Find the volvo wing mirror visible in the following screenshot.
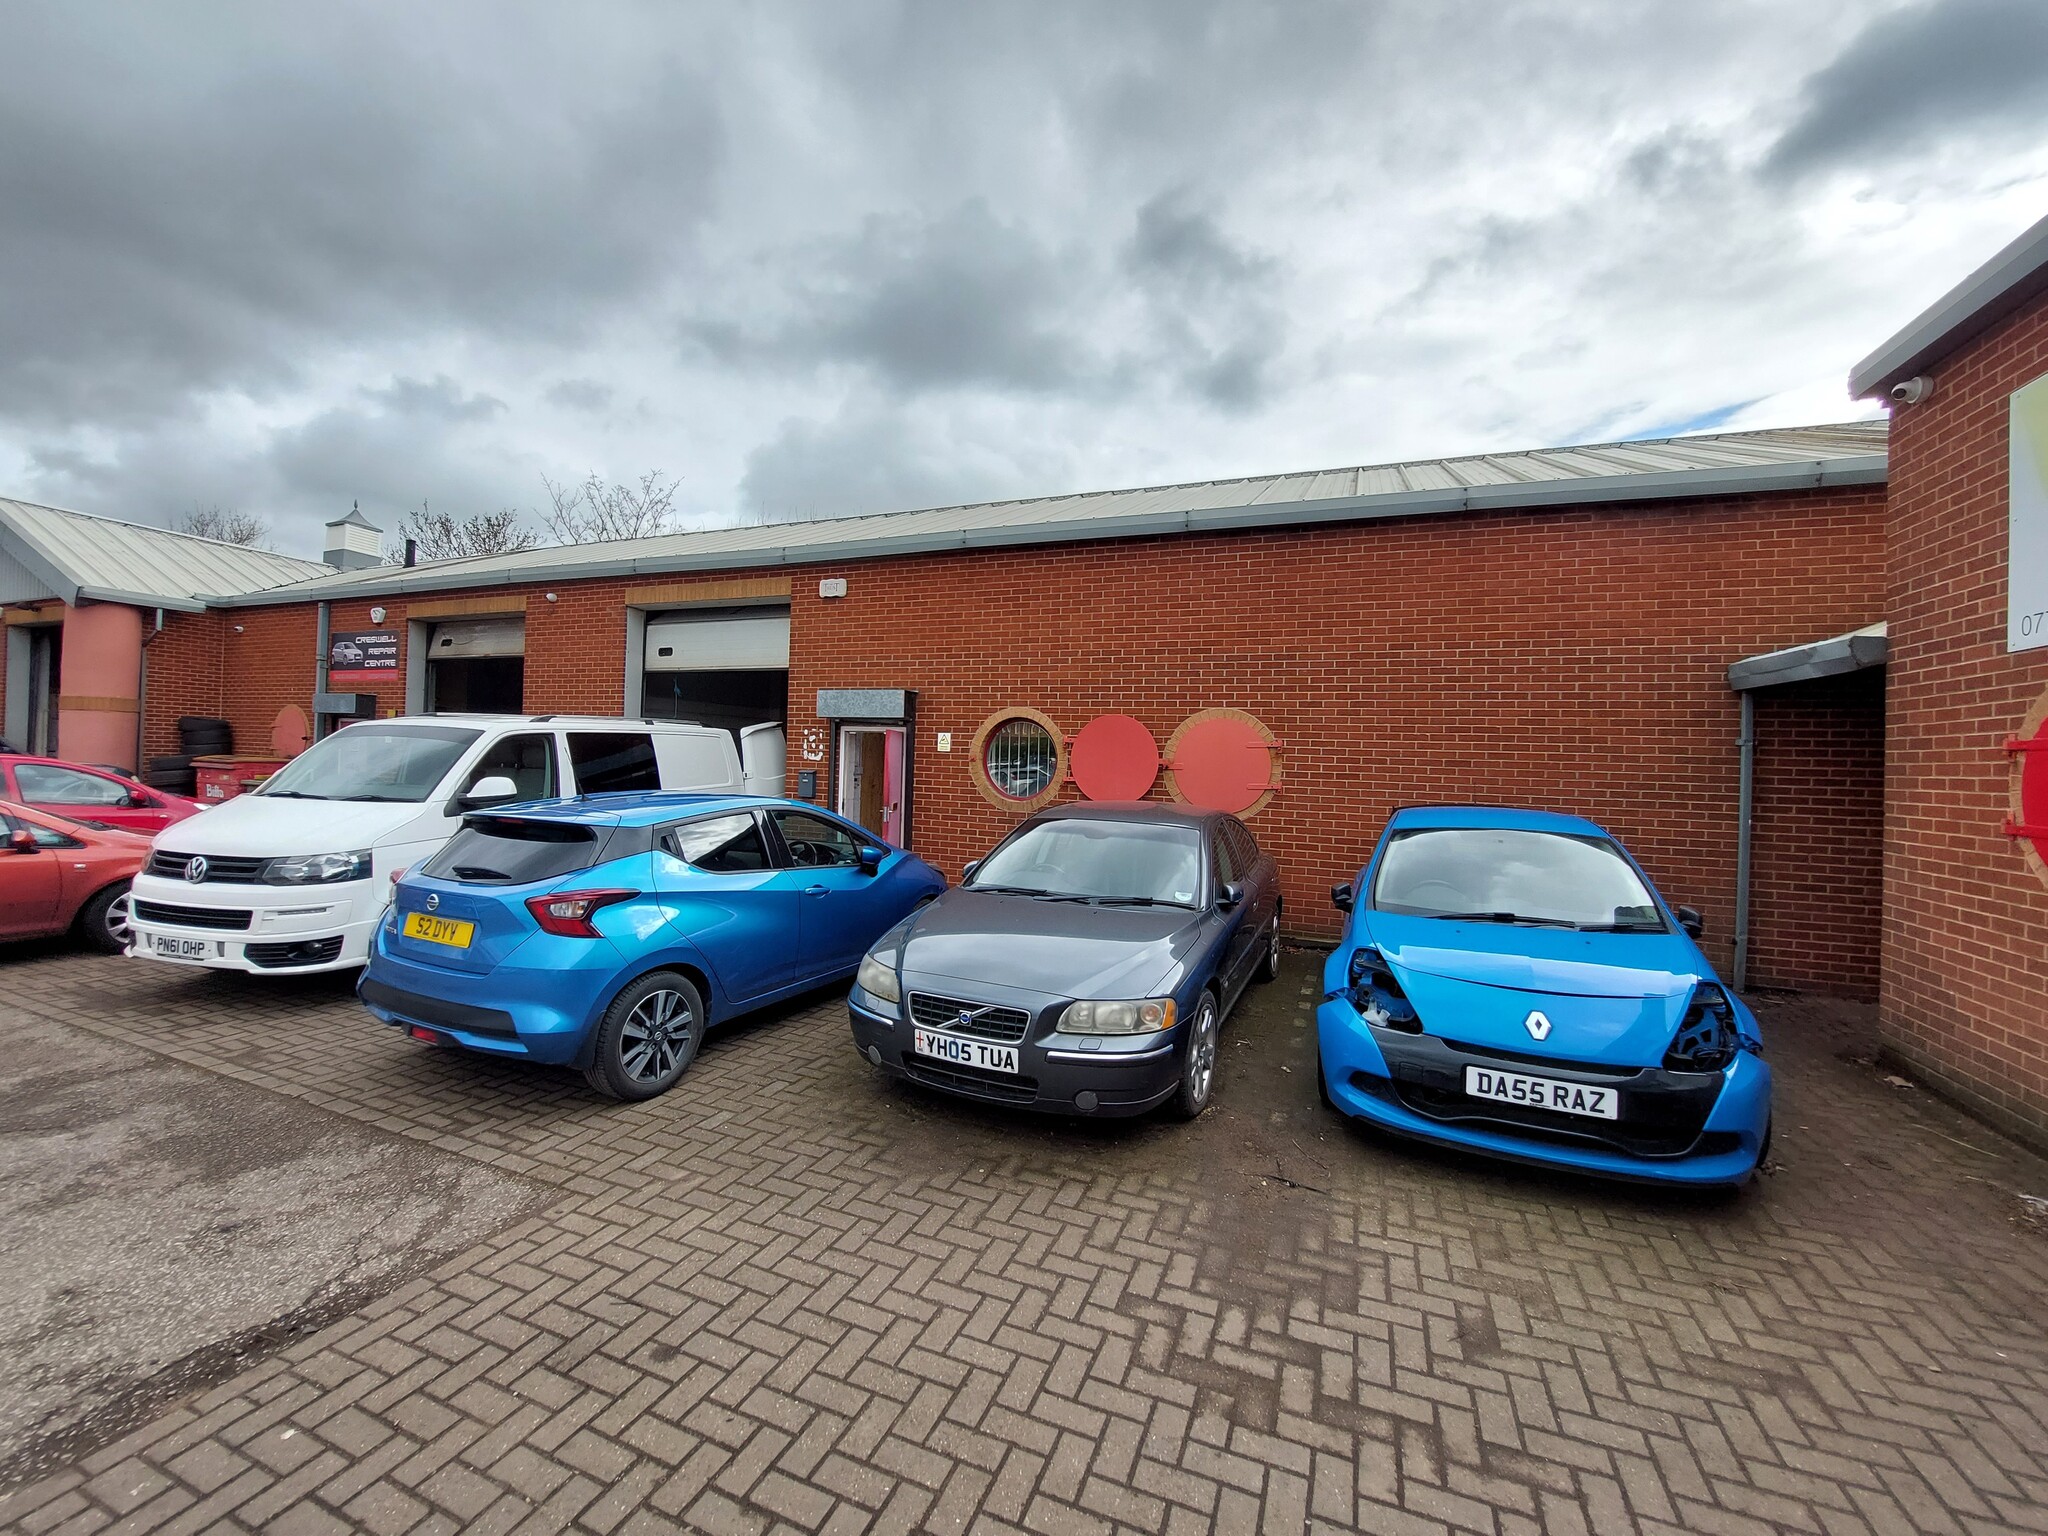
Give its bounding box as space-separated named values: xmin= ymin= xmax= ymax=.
xmin=960 ymin=859 xmax=980 ymax=884
xmin=1218 ymin=881 xmax=1245 ymax=910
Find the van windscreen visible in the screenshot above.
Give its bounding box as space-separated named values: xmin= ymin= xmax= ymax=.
xmin=422 ymin=818 xmax=601 ymax=884
xmin=258 ymin=725 xmax=481 ymax=803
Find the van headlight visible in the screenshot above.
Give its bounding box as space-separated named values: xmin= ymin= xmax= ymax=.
xmin=1059 ymin=998 xmax=1177 ymax=1035
xmin=264 ymin=850 xmax=372 ymax=885
xmin=856 ymin=952 xmax=901 ymax=1007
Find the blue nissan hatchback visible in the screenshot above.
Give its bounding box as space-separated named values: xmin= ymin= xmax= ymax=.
xmin=360 ymin=793 xmax=945 ymax=1099
xmin=1318 ymin=806 xmax=1771 ymax=1187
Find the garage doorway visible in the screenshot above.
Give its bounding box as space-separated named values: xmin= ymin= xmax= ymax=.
xmin=426 ymin=618 xmax=524 ymax=714
xmin=837 ymin=726 xmax=905 ymax=844
xmin=639 ymin=606 xmax=789 ymax=744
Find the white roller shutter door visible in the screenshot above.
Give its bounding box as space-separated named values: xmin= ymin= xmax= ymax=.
xmin=428 ymin=617 xmax=526 ymax=658
xmin=645 ymin=609 xmax=790 ymax=671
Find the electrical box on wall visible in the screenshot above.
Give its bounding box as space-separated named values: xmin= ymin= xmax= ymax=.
xmin=818 ymin=577 xmax=848 ymax=599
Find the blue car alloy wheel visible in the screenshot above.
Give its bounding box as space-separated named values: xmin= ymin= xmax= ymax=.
xmin=1316 ymin=805 xmax=1773 ymax=1188
xmin=357 ymin=792 xmax=947 ymax=1102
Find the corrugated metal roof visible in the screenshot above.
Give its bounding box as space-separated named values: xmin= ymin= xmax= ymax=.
xmin=0 ymin=497 xmax=330 ymax=611
xmin=1849 ymin=213 xmax=2048 ymax=398
xmin=215 ymin=419 xmax=1889 ymax=606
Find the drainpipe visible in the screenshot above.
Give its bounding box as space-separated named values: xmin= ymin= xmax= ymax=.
xmin=314 ymin=600 xmax=332 ymax=741
xmin=135 ymin=607 xmax=164 ymax=772
xmin=1732 ymin=689 xmax=1756 ymax=992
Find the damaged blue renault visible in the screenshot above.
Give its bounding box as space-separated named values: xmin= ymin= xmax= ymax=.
xmin=1316 ymin=806 xmax=1771 ymax=1187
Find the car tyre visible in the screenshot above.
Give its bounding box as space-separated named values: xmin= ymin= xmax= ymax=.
xmin=584 ymin=971 xmax=706 ymax=1102
xmin=1168 ymin=992 xmax=1220 ymax=1121
xmin=1316 ymin=1049 xmax=1335 ymax=1109
xmin=1255 ymin=911 xmax=1282 ymax=983
xmin=76 ymin=882 xmax=133 ymax=955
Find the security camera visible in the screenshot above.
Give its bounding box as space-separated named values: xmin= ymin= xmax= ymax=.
xmin=1889 ymin=375 xmax=1934 ymax=406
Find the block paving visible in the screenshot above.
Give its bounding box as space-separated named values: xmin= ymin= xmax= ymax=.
xmin=4 ymin=948 xmax=2048 ymax=1534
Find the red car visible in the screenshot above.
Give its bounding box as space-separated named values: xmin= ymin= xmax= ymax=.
xmin=0 ymin=799 xmax=148 ymax=953
xmin=0 ymin=754 xmax=203 ymax=834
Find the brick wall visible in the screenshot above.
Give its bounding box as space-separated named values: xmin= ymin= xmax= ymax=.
xmin=1746 ymin=670 xmax=1885 ymax=999
xmin=1880 ymin=293 xmax=2048 ymax=1141
xmin=160 ymin=484 xmax=1890 ymax=989
xmin=140 ymin=609 xmax=226 ymax=762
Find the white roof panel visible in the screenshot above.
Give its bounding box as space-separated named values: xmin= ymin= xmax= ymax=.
xmin=0 ymin=497 xmax=330 ymax=610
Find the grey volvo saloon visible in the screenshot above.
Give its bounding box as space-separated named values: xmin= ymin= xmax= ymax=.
xmin=848 ymin=802 xmax=1282 ymax=1119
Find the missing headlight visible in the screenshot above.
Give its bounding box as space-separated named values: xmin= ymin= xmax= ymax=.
xmin=1663 ymin=983 xmax=1739 ymax=1072
xmin=1346 ymin=945 xmax=1421 ymax=1033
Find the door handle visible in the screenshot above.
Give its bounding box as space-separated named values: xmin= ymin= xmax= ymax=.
xmin=803 ymin=885 xmax=828 ymax=897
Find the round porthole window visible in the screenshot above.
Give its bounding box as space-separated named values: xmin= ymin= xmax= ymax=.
xmin=970 ymin=708 xmax=1066 ymax=810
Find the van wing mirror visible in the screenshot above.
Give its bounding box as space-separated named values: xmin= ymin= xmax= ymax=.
xmin=1330 ymin=882 xmax=1354 ymax=913
xmin=462 ymin=775 xmax=519 ymax=806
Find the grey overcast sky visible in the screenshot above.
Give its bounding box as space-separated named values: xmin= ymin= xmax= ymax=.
xmin=1 ymin=0 xmax=2045 ymax=558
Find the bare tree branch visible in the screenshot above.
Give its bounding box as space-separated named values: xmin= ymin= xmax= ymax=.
xmin=176 ymin=505 xmax=271 ymax=548
xmin=396 ymin=500 xmax=540 ymax=561
xmin=539 ymin=470 xmax=683 ymax=544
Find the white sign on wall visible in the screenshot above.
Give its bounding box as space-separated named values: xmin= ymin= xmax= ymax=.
xmin=2013 ymin=373 xmax=2048 ymax=652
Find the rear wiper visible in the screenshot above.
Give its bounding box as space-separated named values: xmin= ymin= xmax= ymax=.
xmin=450 ymin=865 xmax=511 ymax=881
xmin=1429 ymin=911 xmax=1579 ymax=928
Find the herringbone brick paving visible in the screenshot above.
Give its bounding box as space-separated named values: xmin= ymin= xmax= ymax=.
xmin=5 ymin=948 xmax=2048 ymax=1534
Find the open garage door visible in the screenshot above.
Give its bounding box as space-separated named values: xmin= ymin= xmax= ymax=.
xmin=641 ymin=607 xmax=789 ymax=747
xmin=427 ymin=617 xmax=524 ymax=714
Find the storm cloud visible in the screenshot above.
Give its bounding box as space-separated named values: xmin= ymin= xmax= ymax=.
xmin=0 ymin=2 xmax=2042 ymax=557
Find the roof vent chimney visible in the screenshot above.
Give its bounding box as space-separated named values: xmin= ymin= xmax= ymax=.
xmin=323 ymin=501 xmax=384 ymax=571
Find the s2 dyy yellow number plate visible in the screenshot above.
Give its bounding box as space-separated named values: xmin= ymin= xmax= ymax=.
xmin=402 ymin=912 xmax=474 ymax=948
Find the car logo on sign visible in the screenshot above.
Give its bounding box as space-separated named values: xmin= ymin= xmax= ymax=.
xmin=425 ymin=893 xmax=439 ymax=912
xmin=1524 ymin=1009 xmax=1553 ymax=1041
xmin=184 ymin=856 xmax=207 ymax=884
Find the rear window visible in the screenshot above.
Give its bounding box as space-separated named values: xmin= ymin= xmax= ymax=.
xmin=422 ymin=818 xmax=601 ymax=885
xmin=569 ymin=732 xmax=660 ymax=793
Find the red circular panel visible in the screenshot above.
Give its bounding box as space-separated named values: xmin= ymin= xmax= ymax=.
xmin=2022 ymin=715 xmax=2048 ymax=868
xmin=1171 ymin=714 xmax=1274 ymax=814
xmin=1069 ymin=714 xmax=1160 ymax=802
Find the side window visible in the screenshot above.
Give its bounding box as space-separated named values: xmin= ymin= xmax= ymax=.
xmin=666 ymin=813 xmax=771 ymax=874
xmin=16 ymin=764 xmax=129 ymax=805
xmin=568 ymin=732 xmax=660 ymax=794
xmin=1229 ymin=821 xmax=1259 ymax=874
xmin=464 ymin=733 xmax=558 ymax=801
xmin=1211 ymin=826 xmax=1237 ymax=886
xmin=5 ymin=810 xmax=80 ymax=848
xmin=769 ymin=810 xmax=863 ymax=868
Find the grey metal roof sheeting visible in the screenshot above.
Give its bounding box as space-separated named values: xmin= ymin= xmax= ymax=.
xmin=1849 ymin=212 xmax=2048 ymax=398
xmin=1727 ymin=622 xmax=1888 ymax=691
xmin=214 ymin=421 xmax=1888 ymax=608
xmin=0 ymin=497 xmax=330 ymax=611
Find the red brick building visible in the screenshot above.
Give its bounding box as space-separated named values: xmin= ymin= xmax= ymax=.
xmin=1849 ymin=213 xmax=2048 ymax=1144
xmin=97 ymin=423 xmax=1888 ymax=1003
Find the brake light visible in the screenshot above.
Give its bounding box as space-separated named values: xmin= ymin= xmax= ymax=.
xmin=389 ymin=865 xmax=408 ymax=891
xmin=524 ymin=888 xmax=636 ymax=937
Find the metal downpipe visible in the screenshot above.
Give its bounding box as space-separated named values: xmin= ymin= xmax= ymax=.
xmin=1732 ymin=689 xmax=1756 ymax=992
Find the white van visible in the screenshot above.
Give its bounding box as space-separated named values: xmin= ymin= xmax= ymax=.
xmin=128 ymin=714 xmax=781 ymax=974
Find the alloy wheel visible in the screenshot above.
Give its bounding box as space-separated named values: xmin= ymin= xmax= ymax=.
xmin=1186 ymin=997 xmax=1218 ymax=1106
xmin=618 ymin=988 xmax=692 ymax=1083
xmin=1267 ymin=917 xmax=1281 ymax=971
xmin=105 ymin=894 xmax=132 ymax=948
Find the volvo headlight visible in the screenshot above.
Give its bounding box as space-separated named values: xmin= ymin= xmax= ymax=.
xmin=1059 ymin=998 xmax=1177 ymax=1035
xmin=856 ymin=952 xmax=901 ymax=1006
xmin=264 ymin=850 xmax=372 ymax=885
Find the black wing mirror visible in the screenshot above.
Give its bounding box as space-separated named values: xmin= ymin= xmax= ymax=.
xmin=1218 ymin=881 xmax=1244 ymax=910
xmin=1330 ymin=881 xmax=1354 ymax=913
xmin=857 ymin=844 xmax=886 ymax=873
xmin=1675 ymin=905 xmax=1704 ymax=940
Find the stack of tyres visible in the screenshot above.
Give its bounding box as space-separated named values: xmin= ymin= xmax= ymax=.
xmin=142 ymin=716 xmax=232 ymax=793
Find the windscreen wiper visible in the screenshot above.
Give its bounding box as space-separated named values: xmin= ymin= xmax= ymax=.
xmin=1428 ymin=911 xmax=1579 ymax=928
xmin=1577 ymin=920 xmax=1666 ymax=933
xmin=1094 ymin=896 xmax=1194 ymax=908
xmin=337 ymin=793 xmax=412 ymax=802
xmin=260 ymin=790 xmax=324 ymax=799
